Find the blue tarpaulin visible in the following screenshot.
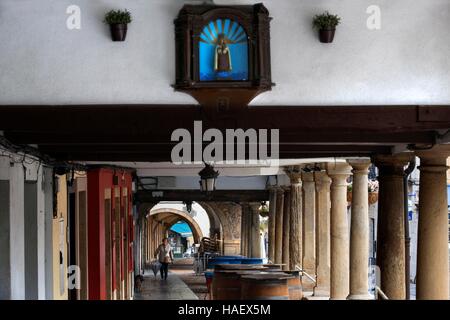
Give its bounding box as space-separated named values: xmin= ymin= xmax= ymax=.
xmin=448 ymin=185 xmax=450 ymax=207
xmin=170 ymin=222 xmax=193 ymax=238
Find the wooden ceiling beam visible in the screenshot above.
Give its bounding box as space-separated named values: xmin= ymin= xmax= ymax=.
xmin=134 ymin=189 xmax=270 ymax=202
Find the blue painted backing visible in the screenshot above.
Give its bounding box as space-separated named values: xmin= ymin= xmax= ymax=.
xmin=199 ymin=19 xmax=249 ymax=81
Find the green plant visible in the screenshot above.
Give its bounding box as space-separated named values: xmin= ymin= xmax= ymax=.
xmin=259 ymin=204 xmax=269 ymax=215
xmin=368 ymin=180 xmax=379 ymax=193
xmin=104 ymin=9 xmax=132 ymax=25
xmin=313 ymin=11 xmax=341 ymax=30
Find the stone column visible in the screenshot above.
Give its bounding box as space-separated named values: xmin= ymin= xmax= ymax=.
xmin=302 ymin=171 xmax=316 ymax=290
xmin=374 ymin=154 xmax=413 ymax=300
xmin=268 ymin=187 xmax=277 ymax=263
xmin=249 ymin=202 xmax=262 ymax=258
xmin=327 ymin=162 xmax=352 ymax=300
xmin=240 ymin=203 xmax=248 ymax=256
xmin=274 ymin=188 xmax=285 ymax=264
xmin=282 ymin=187 xmax=291 ymax=270
xmin=285 ymin=167 xmax=303 ymax=270
xmin=313 ymin=170 xmax=331 ymax=297
xmin=416 ymin=147 xmax=450 ymax=300
xmin=347 ymin=160 xmax=372 ymax=300
xmin=244 ymin=203 xmax=252 ymax=257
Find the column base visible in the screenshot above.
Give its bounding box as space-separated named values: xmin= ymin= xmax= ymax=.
xmin=302 ymin=281 xmax=316 ymax=291
xmin=347 ymin=293 xmax=373 ymax=300
xmin=313 ymin=287 xmax=330 ymax=297
xmin=329 ymin=296 xmax=348 ymax=300
xmin=305 ymin=295 xmax=330 ymax=300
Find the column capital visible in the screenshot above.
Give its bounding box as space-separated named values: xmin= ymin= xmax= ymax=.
xmin=373 ymin=153 xmax=414 ymax=176
xmin=240 ymin=202 xmax=251 ymax=214
xmin=302 ymin=171 xmax=315 ymax=194
xmin=301 ymin=171 xmax=315 ymax=182
xmin=326 ymin=162 xmax=352 ymax=177
xmin=275 ymin=186 xmax=285 ymax=196
xmin=314 ymin=170 xmax=332 ymax=192
xmin=282 ymin=185 xmax=291 ymax=193
xmin=284 ymin=166 xmax=303 ymax=185
xmin=347 ymin=159 xmax=372 ymax=174
xmin=249 ymin=202 xmax=261 ymax=214
xmin=416 ymin=144 xmax=450 ymax=169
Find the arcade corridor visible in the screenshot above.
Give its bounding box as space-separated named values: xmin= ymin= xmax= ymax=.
xmin=0 ymin=0 xmax=449 ymax=304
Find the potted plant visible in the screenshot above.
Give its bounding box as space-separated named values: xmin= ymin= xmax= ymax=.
xmin=313 ymin=11 xmax=341 ymax=43
xmin=259 ymin=202 xmax=269 ymax=217
xmin=104 ymin=9 xmax=132 ymax=41
xmin=347 ymin=184 xmax=353 ymax=203
xmin=368 ymin=180 xmax=379 ymax=205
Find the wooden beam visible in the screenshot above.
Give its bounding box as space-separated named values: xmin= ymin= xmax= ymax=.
xmin=3 ymin=130 xmax=434 ymax=145
xmin=0 ymin=105 xmax=448 ymax=133
xmin=134 ymin=189 xmax=270 ymax=202
xmin=0 ymin=105 xmax=448 ymax=162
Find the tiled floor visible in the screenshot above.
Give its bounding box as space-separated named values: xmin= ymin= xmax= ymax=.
xmin=134 ymin=269 xmax=199 ymax=300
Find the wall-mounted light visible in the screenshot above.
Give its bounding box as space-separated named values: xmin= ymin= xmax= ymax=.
xmin=198 ymin=162 xmax=219 ymax=193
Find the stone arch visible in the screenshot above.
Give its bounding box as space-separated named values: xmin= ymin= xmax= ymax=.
xmin=136 ymin=201 xmax=232 ymax=257
xmin=197 ymin=201 xmax=224 ymax=239
xmin=199 ymin=202 xmax=242 ymax=255
xmin=149 ymin=208 xmax=204 ymax=243
xmin=138 ymin=201 xmax=224 ymax=241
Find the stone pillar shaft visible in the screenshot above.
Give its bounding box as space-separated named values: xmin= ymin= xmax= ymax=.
xmin=327 ymin=162 xmax=352 ymax=300
xmin=347 ymin=160 xmax=372 ymax=300
xmin=285 ymin=169 xmax=303 ymax=271
xmin=302 ymin=172 xmax=316 ymax=290
xmin=246 ymin=204 xmax=253 ymax=256
xmin=268 ymin=188 xmax=277 ymax=263
xmin=274 ymin=188 xmax=284 ymax=264
xmin=416 ymin=149 xmax=449 ymax=300
xmin=240 ymin=203 xmax=248 ymax=256
xmin=250 ymin=203 xmax=262 ymax=258
xmin=375 ymin=154 xmax=412 ymax=300
xmin=282 ymin=188 xmax=291 ymax=270
xmin=313 ymin=170 xmax=331 ymax=297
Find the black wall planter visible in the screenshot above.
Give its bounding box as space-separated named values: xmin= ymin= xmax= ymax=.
xmin=319 ymin=29 xmax=336 ymax=43
xmin=109 ymin=24 xmax=128 ymax=41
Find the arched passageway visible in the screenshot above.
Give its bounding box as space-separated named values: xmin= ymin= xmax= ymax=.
xmin=136 ymin=201 xmax=222 ymax=274
xmin=134 ymin=199 xmax=247 ymax=277
xmin=150 ymin=208 xmax=204 ymax=242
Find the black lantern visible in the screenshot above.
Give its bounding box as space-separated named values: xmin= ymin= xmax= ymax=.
xmin=184 ymin=200 xmax=193 ymax=213
xmin=198 ymin=163 xmax=219 ymax=192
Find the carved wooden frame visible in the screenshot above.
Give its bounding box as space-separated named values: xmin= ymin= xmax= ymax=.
xmin=173 ymin=3 xmax=273 ymax=109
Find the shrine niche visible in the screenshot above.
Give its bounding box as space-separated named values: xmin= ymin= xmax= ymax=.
xmin=174 ymin=3 xmax=273 ymax=109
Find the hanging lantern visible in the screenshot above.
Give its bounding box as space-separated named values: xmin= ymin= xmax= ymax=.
xmin=259 ymin=201 xmax=269 ymax=217
xmin=198 ymin=163 xmax=219 ymax=192
xmin=184 ymin=200 xmax=193 ymax=213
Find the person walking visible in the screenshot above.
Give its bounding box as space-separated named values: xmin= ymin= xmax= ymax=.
xmin=154 ymin=238 xmax=174 ymax=280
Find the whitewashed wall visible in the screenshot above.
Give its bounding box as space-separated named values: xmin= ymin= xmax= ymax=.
xmin=0 ymin=0 xmax=448 ymax=105
xmin=0 ymin=154 xmax=51 ymax=299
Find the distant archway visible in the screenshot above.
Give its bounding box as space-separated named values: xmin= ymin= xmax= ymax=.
xmin=149 ymin=208 xmax=204 ymax=243
xmin=136 ymin=200 xmax=229 ymax=273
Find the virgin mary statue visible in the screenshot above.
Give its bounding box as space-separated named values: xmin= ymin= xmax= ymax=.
xmin=214 ymin=34 xmax=232 ymax=73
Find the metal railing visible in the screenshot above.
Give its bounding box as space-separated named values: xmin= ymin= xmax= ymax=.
xmin=374 ymin=286 xmax=389 ymax=300
xmin=295 ymin=265 xmax=316 ymax=284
